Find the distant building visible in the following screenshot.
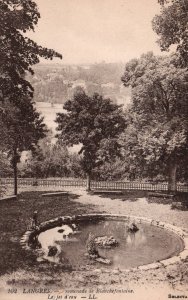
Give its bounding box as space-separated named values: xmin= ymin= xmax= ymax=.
xmin=72 ymin=79 xmax=87 ymax=90
xmin=101 ymin=82 xmax=115 ymax=88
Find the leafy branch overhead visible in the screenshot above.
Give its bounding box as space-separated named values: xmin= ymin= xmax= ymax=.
xmin=152 ymin=0 xmax=188 ymax=66
xmin=0 ymin=0 xmax=62 ymax=103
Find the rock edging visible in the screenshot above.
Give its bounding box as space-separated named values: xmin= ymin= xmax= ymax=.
xmin=20 ymin=213 xmax=188 ymax=272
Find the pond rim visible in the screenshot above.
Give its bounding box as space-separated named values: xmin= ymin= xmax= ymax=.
xmin=20 ymin=213 xmax=188 ymax=272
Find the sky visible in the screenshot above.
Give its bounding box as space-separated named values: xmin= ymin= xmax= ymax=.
xmin=28 ymin=0 xmax=163 ymax=65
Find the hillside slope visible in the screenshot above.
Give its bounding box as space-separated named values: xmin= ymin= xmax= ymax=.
xmin=29 ymin=62 xmax=131 ymax=106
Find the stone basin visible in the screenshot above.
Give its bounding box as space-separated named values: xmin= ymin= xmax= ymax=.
xmin=21 ymin=214 xmax=187 ymax=270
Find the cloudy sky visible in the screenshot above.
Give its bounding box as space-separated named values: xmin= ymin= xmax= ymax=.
xmin=28 ymin=0 xmax=163 ymax=64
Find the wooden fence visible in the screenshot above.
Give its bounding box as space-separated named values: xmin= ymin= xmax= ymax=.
xmin=91 ymin=181 xmax=188 ymax=192
xmin=0 ymin=178 xmax=86 ymax=188
xmin=1 ymin=178 xmax=188 ymax=192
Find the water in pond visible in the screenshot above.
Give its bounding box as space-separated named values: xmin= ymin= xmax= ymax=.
xmin=38 ymin=219 xmax=184 ymax=269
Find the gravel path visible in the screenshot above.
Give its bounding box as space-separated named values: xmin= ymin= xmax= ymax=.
xmin=69 ymin=188 xmax=188 ymax=230
xmin=13 ymin=186 xmax=188 ymax=229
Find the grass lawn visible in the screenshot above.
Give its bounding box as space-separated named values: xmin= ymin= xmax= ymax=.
xmin=0 ymin=191 xmax=94 ymax=277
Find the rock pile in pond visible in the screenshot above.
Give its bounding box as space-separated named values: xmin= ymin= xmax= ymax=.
xmin=86 ymin=233 xmax=99 ymax=258
xmin=95 ymin=236 xmax=118 ymax=248
xmin=127 ymin=222 xmax=139 ymax=233
xmin=86 ymin=233 xmax=118 ymax=265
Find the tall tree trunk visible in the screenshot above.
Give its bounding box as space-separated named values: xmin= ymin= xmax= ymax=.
xmin=86 ymin=173 xmax=91 ymax=191
xmin=12 ymin=148 xmax=19 ymax=196
xmin=13 ymin=160 xmax=17 ymax=196
xmin=168 ymin=159 xmax=177 ymax=193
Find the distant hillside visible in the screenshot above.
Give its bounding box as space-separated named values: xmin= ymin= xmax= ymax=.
xmin=28 ymin=62 xmax=131 ymax=106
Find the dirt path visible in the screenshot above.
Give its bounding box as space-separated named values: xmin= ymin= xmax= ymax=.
xmin=69 ymin=188 xmax=188 ymax=229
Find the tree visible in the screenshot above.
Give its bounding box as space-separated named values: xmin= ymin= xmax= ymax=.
xmin=121 ymin=52 xmax=188 ymax=192
xmin=20 ymin=134 xmax=82 ymax=179
xmin=92 ymin=157 xmax=128 ymax=181
xmin=1 ymin=98 xmax=46 ymax=194
xmin=0 ymin=152 xmax=11 ymax=177
xmin=0 ymin=0 xmax=62 ymax=194
xmin=56 ymin=90 xmax=126 ymax=190
xmin=0 ymin=0 xmax=62 ymax=104
xmin=152 ymin=0 xmax=188 ymax=67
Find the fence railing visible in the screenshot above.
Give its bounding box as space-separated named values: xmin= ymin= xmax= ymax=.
xmin=0 ymin=178 xmax=86 ymax=188
xmin=1 ymin=178 xmax=188 ymax=192
xmin=91 ymin=181 xmax=188 ymax=192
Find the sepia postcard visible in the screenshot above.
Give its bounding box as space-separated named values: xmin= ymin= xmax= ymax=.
xmin=0 ymin=1 xmax=187 ymax=300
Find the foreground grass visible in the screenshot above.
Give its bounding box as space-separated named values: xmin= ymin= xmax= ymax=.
xmin=0 ymin=191 xmax=94 ymax=277
xmin=0 ymin=188 xmax=187 ymax=291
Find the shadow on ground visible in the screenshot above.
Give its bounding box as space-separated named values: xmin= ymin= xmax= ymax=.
xmin=90 ymin=189 xmax=188 ymax=211
xmin=90 ymin=190 xmax=147 ymax=202
xmin=147 ymin=192 xmax=188 ymax=211
xmin=0 ymin=190 xmax=95 ymax=276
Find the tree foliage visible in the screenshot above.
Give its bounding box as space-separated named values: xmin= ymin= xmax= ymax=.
xmin=56 ymin=90 xmax=126 ymax=189
xmin=0 ymin=98 xmax=46 ymax=193
xmin=152 ymin=0 xmax=188 ymax=66
xmin=0 ymin=0 xmax=62 ymax=194
xmin=121 ymin=52 xmax=188 ymax=191
xmin=0 ymin=0 xmax=62 ymax=104
xmin=20 ymin=134 xmax=82 ymax=178
xmin=0 ymin=152 xmax=11 ymax=177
